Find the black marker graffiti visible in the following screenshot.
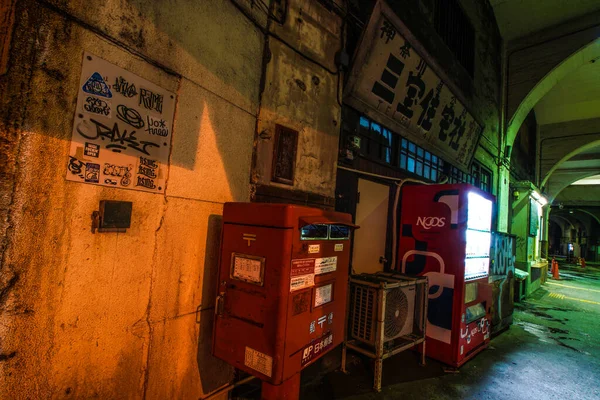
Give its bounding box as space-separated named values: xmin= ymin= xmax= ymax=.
xmin=116 ymin=105 xmax=144 ymax=129
xmin=68 ymin=156 xmax=84 ymax=176
xmin=137 ymin=165 xmax=157 ymax=179
xmin=136 ymin=176 xmax=156 ymax=190
xmin=139 ymin=156 xmax=158 ymax=169
xmin=139 ymin=88 xmax=163 ymax=113
xmin=136 ymin=156 xmax=158 ymax=190
xmin=84 ymin=96 xmax=111 ymax=116
xmin=104 ymin=178 xmax=118 ymax=185
xmin=146 ymin=116 xmax=169 ymax=137
xmin=103 ymin=163 xmax=133 ymax=186
xmin=113 ymin=76 xmax=138 ymax=98
xmin=76 ymin=118 xmax=159 ymax=156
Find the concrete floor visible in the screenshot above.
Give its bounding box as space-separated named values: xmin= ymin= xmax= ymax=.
xmin=301 ymin=263 xmax=600 ymax=400
xmin=233 ymin=263 xmax=600 ymax=399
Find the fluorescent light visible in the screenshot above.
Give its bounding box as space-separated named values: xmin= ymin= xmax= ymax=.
xmin=530 ymin=190 xmax=547 ymax=206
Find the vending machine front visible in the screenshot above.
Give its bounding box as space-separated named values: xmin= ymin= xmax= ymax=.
xmin=397 ymin=184 xmax=493 ymax=367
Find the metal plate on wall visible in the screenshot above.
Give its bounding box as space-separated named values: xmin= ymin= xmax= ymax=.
xmin=66 ymin=52 xmax=177 ymax=193
xmin=344 ymin=1 xmax=482 ymax=172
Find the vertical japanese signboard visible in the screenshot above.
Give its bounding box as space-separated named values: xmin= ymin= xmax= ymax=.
xmin=66 ymin=52 xmax=176 ymax=193
xmin=344 ymin=1 xmax=482 ymax=171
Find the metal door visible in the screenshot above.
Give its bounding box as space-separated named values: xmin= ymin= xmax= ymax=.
xmin=352 ymin=178 xmax=389 ymax=274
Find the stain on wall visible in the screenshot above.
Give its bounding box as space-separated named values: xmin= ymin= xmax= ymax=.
xmin=252 ymin=0 xmax=343 ymax=203
xmin=0 ymin=0 xmax=265 ymax=398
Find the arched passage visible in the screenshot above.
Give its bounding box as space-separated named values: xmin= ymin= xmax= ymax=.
xmin=506 ymin=39 xmax=600 ymax=150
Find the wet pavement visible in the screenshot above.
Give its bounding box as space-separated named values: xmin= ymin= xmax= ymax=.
xmin=300 ymin=262 xmax=600 ymax=400
xmin=232 ymin=263 xmax=600 ymax=399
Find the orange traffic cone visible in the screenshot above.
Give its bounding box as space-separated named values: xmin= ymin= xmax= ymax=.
xmin=553 ymin=260 xmax=560 ymax=280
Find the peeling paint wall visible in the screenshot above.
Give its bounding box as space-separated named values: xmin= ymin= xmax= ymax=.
xmin=0 ymin=0 xmax=266 ymax=398
xmin=252 ymin=0 xmax=343 ymax=205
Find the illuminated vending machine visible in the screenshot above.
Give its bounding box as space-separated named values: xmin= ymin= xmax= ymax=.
xmin=396 ymin=184 xmax=493 ymax=367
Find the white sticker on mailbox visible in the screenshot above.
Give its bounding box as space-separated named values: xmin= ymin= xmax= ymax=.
xmin=314 ymin=284 xmax=333 ymax=307
xmin=314 ymin=257 xmax=337 ymax=275
xmin=232 ymin=255 xmax=264 ymax=285
xmin=334 ymin=243 xmax=344 ymax=252
xmin=245 ymin=347 xmax=273 ymax=377
xmin=290 ymin=259 xmax=316 ymax=292
xmin=308 ymin=244 xmax=320 ymax=254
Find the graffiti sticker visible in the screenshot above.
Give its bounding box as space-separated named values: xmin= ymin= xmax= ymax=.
xmin=66 ymin=52 xmax=176 ymax=193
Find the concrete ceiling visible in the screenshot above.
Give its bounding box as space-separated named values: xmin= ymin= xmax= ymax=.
xmin=491 ymin=1 xmax=600 ymax=211
xmin=490 ymin=0 xmax=600 ymax=42
xmin=557 ymin=146 xmax=600 ymax=172
xmin=573 ymin=174 xmax=600 ymax=185
xmin=533 ymin=60 xmax=600 ymax=125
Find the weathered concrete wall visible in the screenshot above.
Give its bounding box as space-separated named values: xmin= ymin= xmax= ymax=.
xmin=0 ymin=0 xmax=265 ymax=398
xmin=252 ymin=0 xmax=343 ymax=202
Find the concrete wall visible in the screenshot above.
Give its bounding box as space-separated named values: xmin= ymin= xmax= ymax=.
xmin=0 ymin=0 xmax=266 ymax=398
xmin=252 ymin=0 xmax=343 ymax=205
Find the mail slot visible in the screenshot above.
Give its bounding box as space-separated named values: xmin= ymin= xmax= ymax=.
xmin=212 ymin=203 xmax=357 ymax=391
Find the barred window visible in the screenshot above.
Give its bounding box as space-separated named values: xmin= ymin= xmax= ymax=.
xmin=359 ymin=116 xmax=393 ymax=165
xmin=471 ymin=161 xmax=493 ymax=193
xmin=434 ymin=0 xmax=475 ymax=77
xmin=447 ymin=165 xmax=474 ymax=185
xmin=399 ymin=138 xmax=444 ymax=182
xmin=352 ymin=113 xmax=474 ymax=184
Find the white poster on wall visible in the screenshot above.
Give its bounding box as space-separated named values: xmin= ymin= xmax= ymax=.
xmin=66 ymin=52 xmax=177 ymax=194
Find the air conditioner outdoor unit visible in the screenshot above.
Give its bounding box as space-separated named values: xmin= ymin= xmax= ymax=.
xmin=343 ymin=272 xmax=428 ymax=392
xmin=349 ymin=273 xmax=425 ymax=345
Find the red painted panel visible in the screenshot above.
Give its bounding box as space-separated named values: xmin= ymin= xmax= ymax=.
xmin=213 ymin=203 xmax=354 ymax=385
xmin=397 ymin=184 xmax=494 ymax=367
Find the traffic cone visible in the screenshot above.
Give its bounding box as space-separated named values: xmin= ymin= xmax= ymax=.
xmin=553 ymin=260 xmax=560 ymax=280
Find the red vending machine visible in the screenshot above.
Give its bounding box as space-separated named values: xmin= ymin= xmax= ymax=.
xmin=396 ymin=184 xmax=493 ymax=367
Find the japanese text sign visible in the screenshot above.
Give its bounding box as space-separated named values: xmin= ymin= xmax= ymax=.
xmin=344 ymin=1 xmax=482 ymax=171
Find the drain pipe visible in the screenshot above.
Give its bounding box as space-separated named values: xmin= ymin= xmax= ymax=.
xmin=201 ymin=376 xmax=258 ymax=400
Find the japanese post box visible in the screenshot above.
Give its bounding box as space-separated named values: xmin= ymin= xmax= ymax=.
xmin=212 ymin=203 xmax=357 ymax=389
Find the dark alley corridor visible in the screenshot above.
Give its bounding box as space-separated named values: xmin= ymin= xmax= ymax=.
xmin=293 ymin=265 xmax=600 ymax=400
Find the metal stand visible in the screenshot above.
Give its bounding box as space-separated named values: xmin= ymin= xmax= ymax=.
xmin=342 ymin=273 xmax=428 ymax=392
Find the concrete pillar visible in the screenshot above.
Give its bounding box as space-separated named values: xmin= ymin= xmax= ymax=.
xmin=497 ymin=165 xmax=510 ymax=232
xmin=541 ymin=205 xmax=550 ymax=259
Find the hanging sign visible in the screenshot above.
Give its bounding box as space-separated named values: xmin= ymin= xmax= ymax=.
xmin=344 ymin=1 xmax=482 ymax=171
xmin=66 ymin=52 xmax=177 ymax=193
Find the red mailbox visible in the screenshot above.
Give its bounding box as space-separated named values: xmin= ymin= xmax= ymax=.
xmin=212 ymin=203 xmax=357 ymax=398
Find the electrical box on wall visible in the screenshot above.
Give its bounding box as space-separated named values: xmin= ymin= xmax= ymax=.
xmin=92 ymin=200 xmax=132 ymax=233
xmin=212 ymin=203 xmax=357 ymax=391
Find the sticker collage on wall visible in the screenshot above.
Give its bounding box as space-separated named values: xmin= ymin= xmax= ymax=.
xmin=66 ymin=52 xmax=177 ymax=194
